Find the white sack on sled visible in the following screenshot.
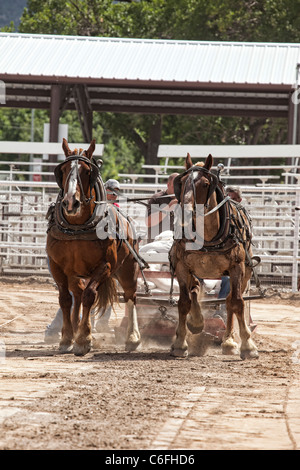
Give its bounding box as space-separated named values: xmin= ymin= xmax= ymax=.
xmin=137 ymin=279 xmax=156 ymax=292
xmin=139 ymin=231 xmax=179 ymax=293
xmin=154 ymin=277 xmax=179 ymax=293
xmin=139 ymin=230 xmax=174 ymax=253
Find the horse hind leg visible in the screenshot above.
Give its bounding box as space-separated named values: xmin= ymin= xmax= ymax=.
xmin=221 ymin=293 xmax=243 ymax=356
xmin=117 ymin=264 xmax=141 ymax=352
xmin=236 ymin=287 xmax=259 ymax=360
xmin=124 ymin=297 xmax=141 ymax=352
xmin=239 ymin=269 xmax=259 ymax=359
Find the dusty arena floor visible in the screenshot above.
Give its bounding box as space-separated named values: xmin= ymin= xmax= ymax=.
xmin=0 ymin=278 xmax=299 ymax=451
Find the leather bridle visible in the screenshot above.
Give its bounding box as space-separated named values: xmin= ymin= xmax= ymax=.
xmin=54 ymin=153 xmax=100 ymax=205
xmin=174 ymin=165 xmax=219 ymax=209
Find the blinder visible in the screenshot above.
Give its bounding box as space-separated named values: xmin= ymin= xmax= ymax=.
xmin=173 ymin=165 xmax=219 ymax=206
xmin=173 ymin=173 xmax=183 ymax=202
xmin=54 ymin=155 xmax=99 ymax=191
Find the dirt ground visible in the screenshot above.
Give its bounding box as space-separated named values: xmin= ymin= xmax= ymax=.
xmin=0 ymin=277 xmax=299 ymax=451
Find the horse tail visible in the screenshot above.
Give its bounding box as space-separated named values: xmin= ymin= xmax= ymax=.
xmin=94 ymin=277 xmax=119 ymax=314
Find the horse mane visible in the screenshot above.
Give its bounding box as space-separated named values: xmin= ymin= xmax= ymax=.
xmin=72 ymin=148 xmax=84 ymax=155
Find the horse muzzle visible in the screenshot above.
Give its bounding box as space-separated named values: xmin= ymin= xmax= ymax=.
xmin=61 ymin=194 xmax=81 ymax=215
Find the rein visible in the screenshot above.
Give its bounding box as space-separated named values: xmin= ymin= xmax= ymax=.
xmin=204 ymin=195 xmax=231 ymax=217
xmin=176 ymin=165 xmax=239 ymax=252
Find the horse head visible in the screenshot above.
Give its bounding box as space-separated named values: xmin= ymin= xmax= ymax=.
xmin=54 ymin=139 xmax=98 ymax=217
xmin=174 ymin=153 xmax=217 ymax=208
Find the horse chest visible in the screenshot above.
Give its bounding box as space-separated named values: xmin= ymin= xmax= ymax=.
xmin=185 ymin=252 xmax=229 ymax=278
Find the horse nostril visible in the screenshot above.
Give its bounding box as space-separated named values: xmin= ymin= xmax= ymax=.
xmin=74 ymin=200 xmax=80 ymax=210
xmin=61 ymin=196 xmax=80 ymax=213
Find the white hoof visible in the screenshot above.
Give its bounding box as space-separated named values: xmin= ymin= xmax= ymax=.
xmin=240 ymin=348 xmax=259 ymax=360
xmin=125 ymin=334 xmax=141 ymax=352
xmin=170 ymin=343 xmax=188 ymax=358
xmin=222 ymin=338 xmax=240 ymax=356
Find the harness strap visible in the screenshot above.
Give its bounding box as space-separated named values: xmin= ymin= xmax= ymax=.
xmin=204 ymin=195 xmax=231 ymax=217
xmin=232 ymin=217 xmax=265 ymax=297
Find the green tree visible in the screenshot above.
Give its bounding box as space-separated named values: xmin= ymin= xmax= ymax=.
xmin=3 ymin=0 xmax=300 ymax=172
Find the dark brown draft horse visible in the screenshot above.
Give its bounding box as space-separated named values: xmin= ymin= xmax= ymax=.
xmin=169 ymin=153 xmax=259 ymax=360
xmin=47 ymin=139 xmax=141 ymax=356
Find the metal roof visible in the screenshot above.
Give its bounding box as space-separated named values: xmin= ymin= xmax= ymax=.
xmin=1 ymin=33 xmax=300 ymax=86
xmin=0 ymin=33 xmax=300 ymax=120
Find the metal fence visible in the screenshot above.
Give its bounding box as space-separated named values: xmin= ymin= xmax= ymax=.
xmin=242 ymin=185 xmax=300 ymax=291
xmin=0 ymin=164 xmax=299 ymax=291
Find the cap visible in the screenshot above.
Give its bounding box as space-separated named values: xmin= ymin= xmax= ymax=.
xmin=105 ymin=179 xmax=120 ymax=191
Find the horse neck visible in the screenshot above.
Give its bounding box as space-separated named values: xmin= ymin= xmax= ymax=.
xmin=204 ymin=192 xmax=220 ymax=241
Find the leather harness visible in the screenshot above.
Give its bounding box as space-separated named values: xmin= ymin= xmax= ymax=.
xmin=173 ymin=165 xmax=253 ymax=254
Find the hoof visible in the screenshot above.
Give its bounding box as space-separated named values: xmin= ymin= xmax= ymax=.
xmin=170 ymin=345 xmax=188 ymax=358
xmin=222 ymin=341 xmax=240 ymax=356
xmin=59 ymin=341 xmax=73 ymax=354
xmin=240 ymin=348 xmax=259 ymax=360
xmin=73 ymin=341 xmax=91 ymax=356
xmin=125 ymin=339 xmax=141 ymax=352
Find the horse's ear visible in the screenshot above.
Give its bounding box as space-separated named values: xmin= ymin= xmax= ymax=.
xmin=62 ymin=138 xmax=72 ymax=158
xmin=86 ymin=139 xmax=96 ymax=160
xmin=204 ymin=154 xmax=213 ymax=171
xmin=185 ymin=153 xmax=193 ymax=170
xmin=173 ymin=174 xmax=182 ymax=202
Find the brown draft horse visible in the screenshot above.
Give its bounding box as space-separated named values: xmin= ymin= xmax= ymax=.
xmin=169 ymin=153 xmax=259 ymax=360
xmin=46 ymin=139 xmax=141 ymax=356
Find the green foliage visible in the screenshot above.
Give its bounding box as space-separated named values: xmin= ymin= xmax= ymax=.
xmin=1 ymin=0 xmax=300 ymax=173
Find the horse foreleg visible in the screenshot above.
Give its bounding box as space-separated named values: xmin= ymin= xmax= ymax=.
xmin=69 ymin=282 xmax=84 ymax=335
xmin=48 ymin=259 xmax=74 ymax=353
xmin=73 ymin=263 xmax=110 ymax=356
xmin=171 ymin=283 xmax=191 ymax=357
xmin=73 ymin=285 xmax=95 ymax=356
xmin=187 ymin=280 xmax=204 ymax=334
xmin=71 ymin=294 xmax=81 ymax=334
xmin=57 ymin=288 xmax=74 ymax=353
